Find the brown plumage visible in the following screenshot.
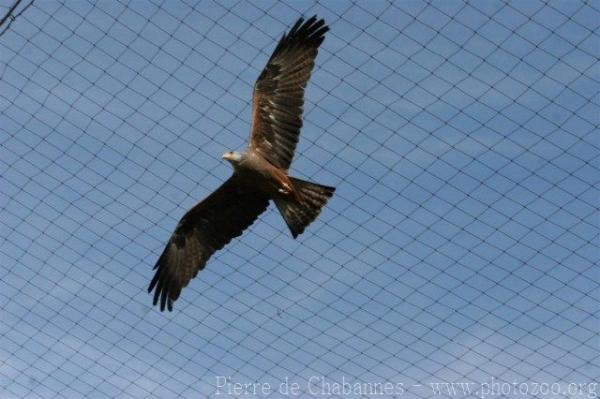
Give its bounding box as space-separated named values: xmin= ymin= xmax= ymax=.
xmin=250 ymin=16 xmax=329 ymax=170
xmin=149 ymin=176 xmax=269 ymax=311
xmin=148 ymin=16 xmax=334 ymax=311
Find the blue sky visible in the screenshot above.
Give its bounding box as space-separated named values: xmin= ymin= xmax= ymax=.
xmin=1 ymin=0 xmax=598 ymax=398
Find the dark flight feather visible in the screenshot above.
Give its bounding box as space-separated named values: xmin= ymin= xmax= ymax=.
xmin=148 ymin=176 xmax=269 ymax=311
xmin=250 ymin=16 xmax=329 ymax=170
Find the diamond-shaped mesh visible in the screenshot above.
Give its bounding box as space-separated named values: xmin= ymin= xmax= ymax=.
xmin=1 ymin=1 xmax=598 ymax=398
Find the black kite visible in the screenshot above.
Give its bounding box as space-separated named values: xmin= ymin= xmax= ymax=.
xmin=149 ymin=16 xmax=334 ymax=311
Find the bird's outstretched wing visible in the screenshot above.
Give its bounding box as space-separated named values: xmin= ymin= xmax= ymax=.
xmin=249 ymin=16 xmax=328 ymax=170
xmin=148 ymin=175 xmax=269 ymax=311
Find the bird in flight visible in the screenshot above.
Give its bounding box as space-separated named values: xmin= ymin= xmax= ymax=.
xmin=148 ymin=16 xmax=334 ymax=311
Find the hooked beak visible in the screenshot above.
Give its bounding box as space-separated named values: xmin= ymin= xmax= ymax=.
xmin=222 ymin=152 xmax=231 ymax=160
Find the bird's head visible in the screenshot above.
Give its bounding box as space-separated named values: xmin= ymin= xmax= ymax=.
xmin=222 ymin=151 xmax=243 ymax=165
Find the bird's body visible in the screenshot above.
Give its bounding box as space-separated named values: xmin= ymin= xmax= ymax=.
xmin=224 ymin=150 xmax=294 ymax=199
xmin=148 ymin=16 xmax=334 ymax=311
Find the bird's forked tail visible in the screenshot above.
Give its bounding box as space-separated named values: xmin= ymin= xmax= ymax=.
xmin=274 ymin=177 xmax=335 ymax=238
